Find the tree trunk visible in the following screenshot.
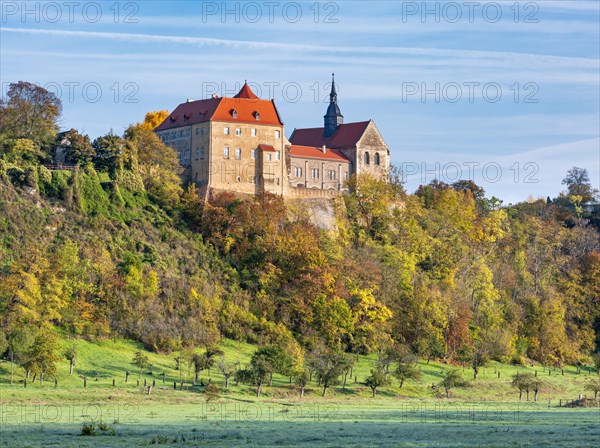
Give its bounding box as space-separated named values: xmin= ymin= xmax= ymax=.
xmin=526 ymin=389 xmax=530 ymax=401
xmin=69 ymin=361 xmax=73 ymax=375
xmin=10 ymin=354 xmax=14 ymax=384
xmin=269 ymin=373 xmax=273 ymax=386
xmin=257 ymin=381 xmax=262 ymax=397
xmin=445 ymin=388 xmax=449 ymax=399
xmin=125 ymin=371 xmax=130 ymax=382
xmin=225 ymin=377 xmax=229 ymax=389
xmin=194 ymin=372 xmax=199 ymax=383
xmin=372 ymin=387 xmax=376 ymax=398
xmin=300 ymin=385 xmax=305 ymax=399
xmin=519 ymin=389 xmax=522 ymax=401
xmin=534 ymin=389 xmax=538 ymax=402
xmin=322 ymin=385 xmax=328 ymax=397
xmin=400 ymin=380 xmax=404 ymax=389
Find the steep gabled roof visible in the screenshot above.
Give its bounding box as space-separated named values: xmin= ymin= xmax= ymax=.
xmin=234 ymin=82 xmax=259 ymax=99
xmin=290 ymin=145 xmax=350 ymax=162
xmin=155 ymin=83 xmax=283 ymax=131
xmin=289 ymin=121 xmax=371 ymax=149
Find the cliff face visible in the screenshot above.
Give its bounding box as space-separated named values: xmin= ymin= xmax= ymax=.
xmin=285 ymin=196 xmax=346 ymax=232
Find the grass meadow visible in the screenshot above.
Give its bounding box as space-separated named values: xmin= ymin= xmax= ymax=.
xmin=1 ymin=337 xmax=598 ymax=447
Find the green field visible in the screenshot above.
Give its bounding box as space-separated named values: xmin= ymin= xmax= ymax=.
xmin=1 ymin=338 xmax=598 ymax=447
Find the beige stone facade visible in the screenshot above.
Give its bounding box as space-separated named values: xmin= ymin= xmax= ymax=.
xmin=156 ymin=80 xmax=390 ymax=198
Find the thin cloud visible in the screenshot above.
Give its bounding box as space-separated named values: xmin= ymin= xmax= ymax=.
xmin=2 ymin=27 xmax=598 ymax=69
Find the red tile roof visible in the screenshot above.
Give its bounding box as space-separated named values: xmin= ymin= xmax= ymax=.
xmin=155 ymin=83 xmax=283 ymax=131
xmin=289 ymin=121 xmax=371 ymax=149
xmin=258 ymin=144 xmax=276 ymax=152
xmin=290 ymin=145 xmax=350 ymax=162
xmin=234 ymin=83 xmax=259 ymax=99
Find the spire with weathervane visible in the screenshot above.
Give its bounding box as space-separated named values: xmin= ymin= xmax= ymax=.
xmin=323 ymin=73 xmax=343 ymax=138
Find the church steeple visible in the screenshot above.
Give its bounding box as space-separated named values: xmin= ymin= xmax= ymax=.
xmin=324 ymin=73 xmax=343 ymax=138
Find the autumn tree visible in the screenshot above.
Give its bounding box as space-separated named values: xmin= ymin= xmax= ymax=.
xmin=0 ymin=81 xmax=62 ymax=146
xmin=562 ymin=167 xmax=598 ymax=203
xmin=139 ymin=110 xmax=170 ymax=131
xmin=124 ymin=124 xmax=182 ymax=206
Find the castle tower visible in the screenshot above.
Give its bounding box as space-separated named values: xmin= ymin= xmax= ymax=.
xmin=323 ymin=73 xmax=343 ymax=138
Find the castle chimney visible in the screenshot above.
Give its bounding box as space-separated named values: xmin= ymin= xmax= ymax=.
xmin=322 ymin=145 xmax=326 ymax=153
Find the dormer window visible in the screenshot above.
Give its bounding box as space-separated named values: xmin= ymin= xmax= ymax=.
xmin=169 ymin=116 xmax=177 ymax=123
xmin=183 ymin=113 xmax=191 ymax=121
xmin=254 ymin=111 xmax=261 ymax=120
xmin=231 ymin=109 xmax=238 ymax=118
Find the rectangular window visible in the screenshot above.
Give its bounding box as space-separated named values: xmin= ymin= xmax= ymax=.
xmin=274 ymin=130 xmax=281 ymax=139
xmin=195 ymin=148 xmax=199 ymax=160
xmin=311 ymin=168 xmax=319 ymax=179
xmin=235 ymin=147 xmax=241 ymax=160
xmin=344 ymin=171 xmax=349 ymax=180
xmin=275 ymin=151 xmax=280 ymax=161
xmin=200 ymin=147 xmax=205 ymax=160
xmin=294 ymin=167 xmax=302 ymax=177
xmin=251 ymin=128 xmax=257 ymax=137
xmin=267 ymin=153 xmax=272 ymax=161
xmin=196 ymin=128 xmax=200 ymax=136
xmin=251 ymin=149 xmax=256 ymax=159
xmin=329 ymin=170 xmax=336 ymax=180
xmin=235 ymin=128 xmax=242 ymax=136
xmin=224 ymin=147 xmax=230 ymax=159
xmin=224 ymin=127 xmax=230 ymax=135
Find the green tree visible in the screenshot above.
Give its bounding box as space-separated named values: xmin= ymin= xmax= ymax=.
xmin=64 ymin=344 xmax=78 ymax=375
xmin=24 ymin=330 xmax=60 ymax=384
xmin=132 ymin=351 xmax=150 ymax=379
xmin=92 ymin=132 xmax=126 ymax=173
xmin=54 ymin=129 xmax=95 ymax=165
xmin=439 ymin=370 xmax=467 ymax=399
xmin=584 ymin=378 xmax=600 ymax=399
xmin=365 ymin=368 xmax=390 ymax=397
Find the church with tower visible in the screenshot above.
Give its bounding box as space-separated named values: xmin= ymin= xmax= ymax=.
xmin=155 ymin=75 xmax=390 ymax=197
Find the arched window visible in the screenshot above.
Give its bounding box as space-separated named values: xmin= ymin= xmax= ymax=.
xmin=364 ymin=152 xmax=370 ymax=165
xmin=374 ymin=152 xmax=380 ymax=166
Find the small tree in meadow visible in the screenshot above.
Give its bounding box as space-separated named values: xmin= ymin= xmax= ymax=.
xmin=439 ymin=370 xmax=467 ymax=398
xmin=584 ymin=378 xmax=600 ymax=399
xmin=132 ymin=351 xmax=150 ymax=380
xmin=394 ymin=362 xmax=421 ymax=388
xmin=217 ymin=360 xmax=237 ymax=389
xmin=365 ymin=368 xmax=390 ymax=398
xmin=64 ymin=344 xmax=77 ymax=375
xmin=295 ymin=368 xmax=310 ymax=399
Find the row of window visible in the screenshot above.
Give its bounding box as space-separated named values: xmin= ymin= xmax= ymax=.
xmin=163 ymin=127 xmax=282 ymax=141
xmin=161 ymin=128 xmax=191 ymax=142
xmin=224 ymin=127 xmax=280 ymax=139
xmin=293 ymin=166 xmax=348 ymax=181
xmin=223 ymin=147 xmax=281 ymax=160
xmin=364 ymin=152 xmax=382 ymax=166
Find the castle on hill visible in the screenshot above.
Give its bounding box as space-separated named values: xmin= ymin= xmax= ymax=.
xmin=155 ymin=75 xmax=390 ymax=197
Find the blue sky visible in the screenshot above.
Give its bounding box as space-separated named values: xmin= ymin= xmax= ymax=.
xmin=1 ymin=0 xmax=598 ymax=203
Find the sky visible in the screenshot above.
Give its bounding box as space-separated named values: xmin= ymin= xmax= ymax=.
xmin=1 ymin=0 xmax=599 ymax=203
